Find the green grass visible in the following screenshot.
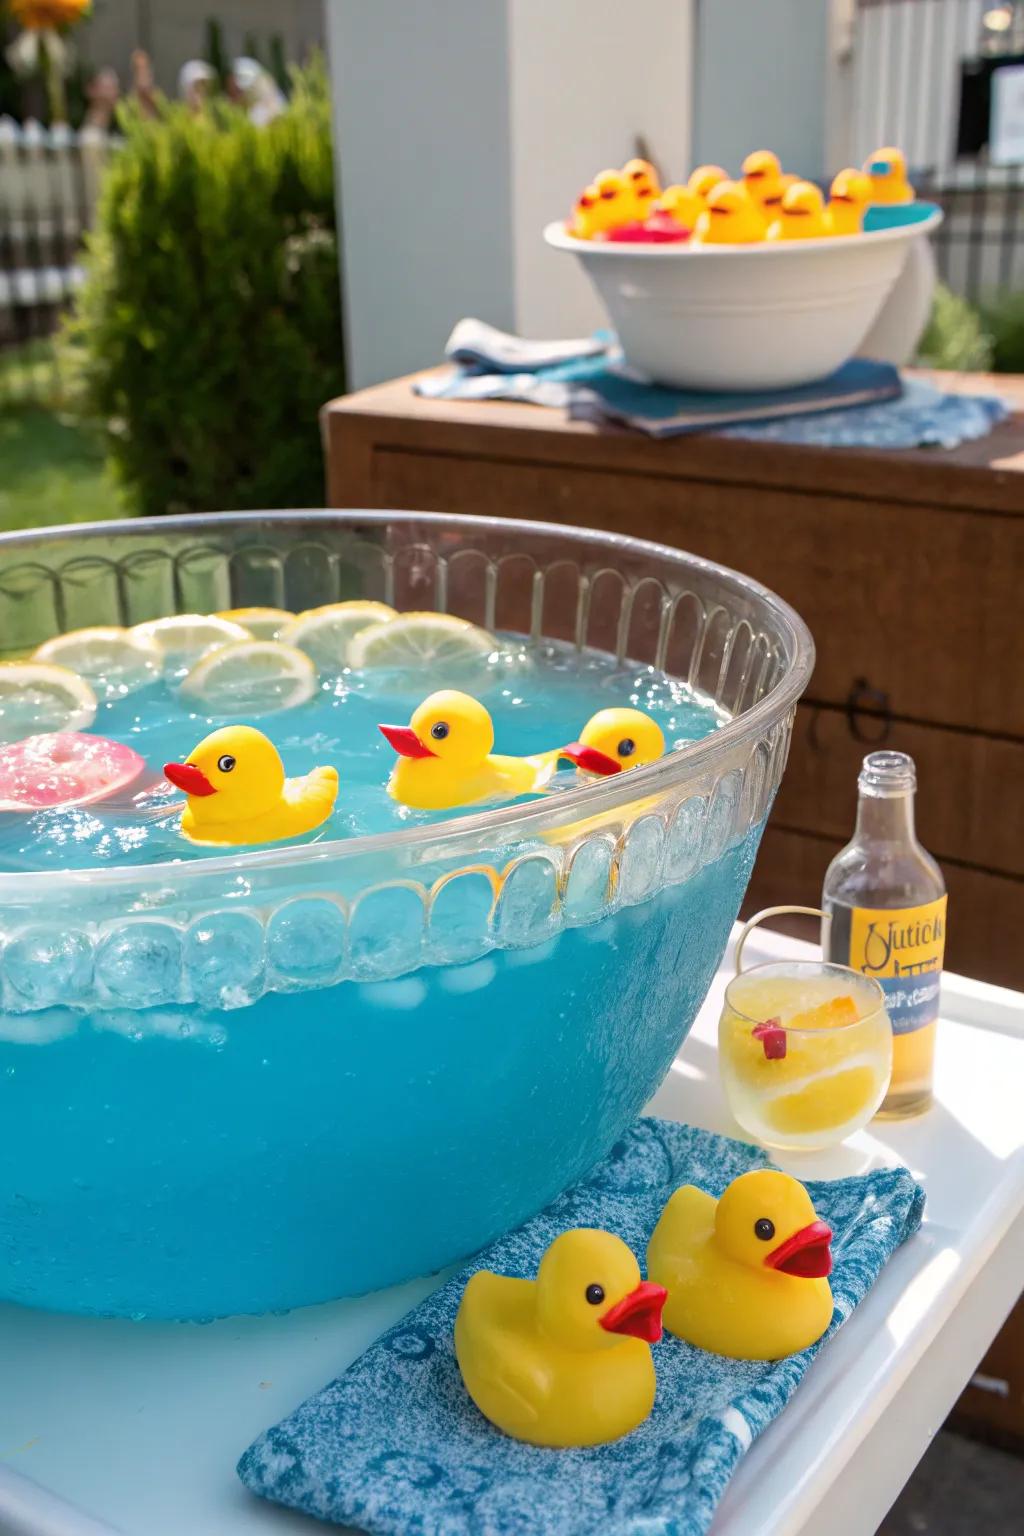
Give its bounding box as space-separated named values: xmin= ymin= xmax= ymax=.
xmin=0 ymin=341 xmax=133 ymax=533
xmin=0 ymin=406 xmax=131 ymax=533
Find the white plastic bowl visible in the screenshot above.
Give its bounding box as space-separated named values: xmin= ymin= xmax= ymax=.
xmin=544 ymin=210 xmax=943 ymax=391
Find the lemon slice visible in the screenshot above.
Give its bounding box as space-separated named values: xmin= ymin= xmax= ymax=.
xmin=765 ymin=1064 xmax=883 ymax=1136
xmin=348 ymin=611 xmax=498 ymax=671
xmin=280 ymin=601 xmax=398 ymax=670
xmin=129 ymin=614 xmax=251 ymax=679
xmin=0 ymin=662 xmax=97 ymax=744
xmin=33 ymin=625 xmax=163 ymax=701
xmin=216 ymin=606 xmax=294 ymax=641
xmin=179 ymin=639 xmax=317 ymax=716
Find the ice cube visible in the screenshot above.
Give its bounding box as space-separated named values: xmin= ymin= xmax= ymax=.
xmin=3 ymin=925 xmax=93 ymax=1010
xmin=184 ymin=910 xmax=265 ymax=1010
xmin=95 ymin=920 xmax=182 ymax=1007
xmin=266 ymin=897 xmax=346 ymax=988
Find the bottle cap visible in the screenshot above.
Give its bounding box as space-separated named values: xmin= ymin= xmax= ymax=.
xmin=858 ymin=750 xmax=916 ymax=796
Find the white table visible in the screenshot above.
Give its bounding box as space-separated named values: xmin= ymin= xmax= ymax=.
xmin=1 ymin=925 xmax=1022 ymax=1536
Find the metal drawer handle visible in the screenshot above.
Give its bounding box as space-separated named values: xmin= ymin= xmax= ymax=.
xmin=846 ymin=678 xmax=892 ymax=744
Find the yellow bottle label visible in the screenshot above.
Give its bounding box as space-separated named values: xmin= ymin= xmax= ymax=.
xmin=848 ymin=896 xmax=947 ymax=1036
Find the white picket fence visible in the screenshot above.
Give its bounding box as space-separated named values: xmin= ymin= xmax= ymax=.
xmin=837 ymin=0 xmax=1024 ymax=297
xmin=0 ymin=117 xmax=116 ymax=314
xmin=847 ymin=0 xmax=988 ymax=174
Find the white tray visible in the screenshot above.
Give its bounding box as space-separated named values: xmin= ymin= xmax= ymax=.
xmin=2 ymin=925 xmax=1022 ymax=1536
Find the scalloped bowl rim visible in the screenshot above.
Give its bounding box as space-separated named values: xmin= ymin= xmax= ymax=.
xmin=543 ymin=205 xmax=943 ymax=257
xmin=0 ymin=509 xmax=815 ymax=895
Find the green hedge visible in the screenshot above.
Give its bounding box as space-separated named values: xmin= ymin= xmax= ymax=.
xmin=981 ymin=291 xmax=1024 ymax=375
xmin=64 ymin=59 xmax=344 ymax=517
xmin=916 ymin=283 xmax=994 ymax=373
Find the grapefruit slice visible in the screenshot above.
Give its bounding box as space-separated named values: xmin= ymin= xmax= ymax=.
xmin=0 ymin=732 xmax=146 ymax=812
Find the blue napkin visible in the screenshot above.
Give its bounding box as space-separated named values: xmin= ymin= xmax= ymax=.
xmin=415 ymin=318 xmax=1008 ymax=448
xmin=239 ymin=1118 xmax=925 ymax=1536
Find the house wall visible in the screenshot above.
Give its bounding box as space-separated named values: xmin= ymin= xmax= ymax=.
xmin=691 ymin=0 xmax=830 ymax=181
xmin=507 ymin=0 xmax=693 ymax=341
xmin=327 ymin=0 xmax=694 ymax=388
xmin=326 ymin=0 xmax=516 ymax=391
xmin=78 ymin=0 xmax=324 ymax=95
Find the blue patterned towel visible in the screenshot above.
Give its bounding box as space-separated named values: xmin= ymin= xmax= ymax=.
xmin=239 ymin=1118 xmax=925 ymax=1536
xmin=415 ymin=318 xmax=1008 ymax=448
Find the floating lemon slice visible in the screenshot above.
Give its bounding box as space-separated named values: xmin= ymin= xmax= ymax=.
xmin=179 ymin=639 xmax=317 ymax=716
xmin=348 ymin=611 xmax=498 ymax=671
xmin=129 ymin=614 xmax=251 ymax=679
xmin=280 ymin=601 xmax=398 ymax=670
xmin=216 ymin=606 xmax=294 ymax=641
xmin=33 ymin=625 xmax=162 ymax=701
xmin=0 ymin=662 xmax=97 ymax=744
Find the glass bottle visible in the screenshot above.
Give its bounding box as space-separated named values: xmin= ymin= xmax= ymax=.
xmin=822 ymin=751 xmax=946 ymax=1117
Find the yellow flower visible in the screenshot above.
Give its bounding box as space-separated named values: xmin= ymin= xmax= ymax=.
xmin=9 ymin=0 xmax=91 ymax=31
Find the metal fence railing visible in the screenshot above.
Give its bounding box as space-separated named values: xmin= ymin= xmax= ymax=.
xmin=0 ymin=117 xmax=114 ymax=405
xmin=849 ymin=0 xmax=1024 ymax=302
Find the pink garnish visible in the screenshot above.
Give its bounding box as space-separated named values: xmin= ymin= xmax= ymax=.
xmin=752 ymin=1017 xmax=787 ymax=1060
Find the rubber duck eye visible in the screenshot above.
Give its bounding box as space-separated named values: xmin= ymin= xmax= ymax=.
xmin=585 ymin=1284 xmax=605 ymax=1305
xmin=617 ymin=738 xmax=636 ymax=758
xmin=430 ymin=721 xmax=450 ymax=741
xmin=217 ymin=754 xmax=236 ymax=773
xmin=754 ymin=1218 xmax=776 ymax=1241
xmin=600 ymin=189 xmax=617 ymax=200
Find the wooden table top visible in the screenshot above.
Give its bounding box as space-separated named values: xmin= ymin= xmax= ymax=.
xmin=324 ymin=368 xmax=1024 ymax=517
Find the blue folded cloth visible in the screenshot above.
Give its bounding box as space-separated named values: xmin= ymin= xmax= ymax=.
xmin=239 ymin=1118 xmax=925 ymax=1536
xmin=414 ymin=318 xmax=1008 ymax=448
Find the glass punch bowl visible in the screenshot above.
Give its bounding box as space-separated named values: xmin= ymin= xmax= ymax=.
xmin=0 ymin=511 xmax=813 ymax=1318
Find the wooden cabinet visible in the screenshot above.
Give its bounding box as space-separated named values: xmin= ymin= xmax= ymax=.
xmin=323 ymin=369 xmax=1024 ymax=988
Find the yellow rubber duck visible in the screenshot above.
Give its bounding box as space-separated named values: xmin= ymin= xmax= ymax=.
xmin=687 ymin=164 xmax=728 ymax=202
xmin=863 ymin=146 xmax=913 ymax=204
xmin=379 ymin=690 xmax=563 ymax=811
xmin=647 ymin=1169 xmax=834 ymax=1361
xmin=592 ymin=167 xmax=631 ymax=231
xmin=740 ymin=149 xmax=785 ymax=226
xmin=621 ymin=157 xmax=661 ymax=221
xmin=569 ymin=184 xmax=605 ymax=240
xmin=693 ymin=180 xmax=765 ymax=245
xmin=561 ymin=707 xmax=665 ymax=776
xmin=759 ymin=170 xmax=800 ymax=219
xmin=826 ymin=167 xmax=873 ymax=236
xmin=455 ymin=1228 xmax=667 ymax=1448
xmin=163 ymin=725 xmax=338 ymax=847
xmin=651 ymin=183 xmax=703 ymax=231
xmin=766 ymin=180 xmax=827 ymax=240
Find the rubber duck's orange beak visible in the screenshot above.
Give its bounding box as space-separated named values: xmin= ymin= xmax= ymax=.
xmin=378 ymin=724 xmax=436 ymax=759
xmin=559 ymin=742 xmax=622 ymax=775
xmin=163 ymin=761 xmax=216 ymax=796
xmin=599 ymin=1280 xmax=668 ymax=1343
xmin=765 ymin=1220 xmax=833 ymax=1279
